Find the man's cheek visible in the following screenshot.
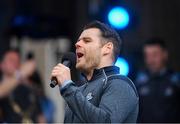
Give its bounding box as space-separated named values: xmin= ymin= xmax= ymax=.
xmin=7 ymin=63 xmax=16 ymax=71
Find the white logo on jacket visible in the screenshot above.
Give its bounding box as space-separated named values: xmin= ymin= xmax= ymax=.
xmin=86 ymin=92 xmax=93 ymax=101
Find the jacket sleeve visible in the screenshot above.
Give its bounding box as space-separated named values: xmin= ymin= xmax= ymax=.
xmin=60 ymin=79 xmax=139 ymax=123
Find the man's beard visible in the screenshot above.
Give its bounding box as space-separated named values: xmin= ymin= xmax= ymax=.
xmin=76 ymin=53 xmax=101 ymax=74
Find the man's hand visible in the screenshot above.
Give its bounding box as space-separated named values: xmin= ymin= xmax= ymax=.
xmin=51 ymin=63 xmax=71 ymax=86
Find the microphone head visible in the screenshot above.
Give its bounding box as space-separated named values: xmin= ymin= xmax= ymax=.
xmin=61 ymin=52 xmax=76 ymax=68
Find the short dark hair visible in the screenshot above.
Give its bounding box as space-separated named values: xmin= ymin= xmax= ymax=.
xmin=144 ymin=37 xmax=167 ymax=49
xmin=83 ymin=20 xmax=122 ymax=62
xmin=1 ymin=48 xmax=20 ymax=62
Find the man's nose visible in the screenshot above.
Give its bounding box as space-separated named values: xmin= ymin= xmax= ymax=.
xmin=75 ymin=40 xmax=82 ymax=49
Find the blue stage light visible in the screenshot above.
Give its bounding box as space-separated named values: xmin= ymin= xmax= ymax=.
xmin=13 ymin=16 xmax=25 ymax=26
xmin=108 ymin=7 xmax=129 ymax=29
xmin=13 ymin=15 xmax=34 ymax=27
xmin=115 ymin=57 xmax=129 ymax=76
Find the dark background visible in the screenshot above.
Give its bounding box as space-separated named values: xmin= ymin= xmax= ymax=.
xmin=0 ymin=0 xmax=180 ymax=74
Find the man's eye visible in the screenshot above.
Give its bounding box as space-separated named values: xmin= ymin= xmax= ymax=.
xmin=84 ymin=40 xmax=91 ymax=43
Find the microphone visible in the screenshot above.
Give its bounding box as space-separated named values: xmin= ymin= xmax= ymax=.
xmin=50 ymin=52 xmax=76 ymax=88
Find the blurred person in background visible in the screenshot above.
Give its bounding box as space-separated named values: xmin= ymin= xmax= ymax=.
xmin=25 ymin=51 xmax=55 ymax=123
xmin=135 ymin=38 xmax=180 ymax=122
xmin=0 ymin=49 xmax=46 ymax=123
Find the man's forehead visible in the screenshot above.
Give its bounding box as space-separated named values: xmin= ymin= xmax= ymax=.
xmin=79 ymin=28 xmax=101 ymax=38
xmin=144 ymin=45 xmax=165 ymax=51
xmin=4 ymin=51 xmax=19 ymax=59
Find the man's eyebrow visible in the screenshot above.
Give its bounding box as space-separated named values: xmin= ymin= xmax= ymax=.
xmin=78 ymin=37 xmax=92 ymax=41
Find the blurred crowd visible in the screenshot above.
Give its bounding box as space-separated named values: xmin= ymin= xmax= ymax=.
xmin=0 ymin=37 xmax=180 ymax=123
xmin=0 ymin=49 xmax=55 ymax=123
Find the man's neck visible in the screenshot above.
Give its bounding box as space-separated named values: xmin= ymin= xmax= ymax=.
xmin=84 ymin=69 xmax=94 ymax=81
xmin=3 ymin=74 xmax=14 ymax=80
xmin=149 ymin=66 xmax=167 ymax=75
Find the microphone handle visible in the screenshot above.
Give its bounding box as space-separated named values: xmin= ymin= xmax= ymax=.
xmin=50 ymin=77 xmax=58 ymax=88
xmin=50 ymin=60 xmax=70 ymax=88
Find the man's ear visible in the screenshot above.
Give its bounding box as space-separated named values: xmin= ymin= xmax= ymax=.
xmin=163 ymin=50 xmax=168 ymax=60
xmin=102 ymin=42 xmax=113 ymax=55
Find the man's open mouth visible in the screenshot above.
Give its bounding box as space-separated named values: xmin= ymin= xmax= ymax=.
xmin=77 ymin=52 xmax=84 ymax=59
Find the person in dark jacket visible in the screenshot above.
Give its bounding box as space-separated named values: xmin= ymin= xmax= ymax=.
xmin=51 ymin=21 xmax=139 ymax=123
xmin=135 ymin=38 xmax=180 ymax=122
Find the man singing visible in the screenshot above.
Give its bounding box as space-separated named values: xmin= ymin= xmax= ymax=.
xmin=51 ymin=21 xmax=139 ymax=123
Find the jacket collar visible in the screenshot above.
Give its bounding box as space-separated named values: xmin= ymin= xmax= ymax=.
xmin=82 ymin=66 xmax=120 ymax=82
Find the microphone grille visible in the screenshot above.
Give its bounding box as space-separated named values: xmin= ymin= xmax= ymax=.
xmin=61 ymin=52 xmax=76 ymax=67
